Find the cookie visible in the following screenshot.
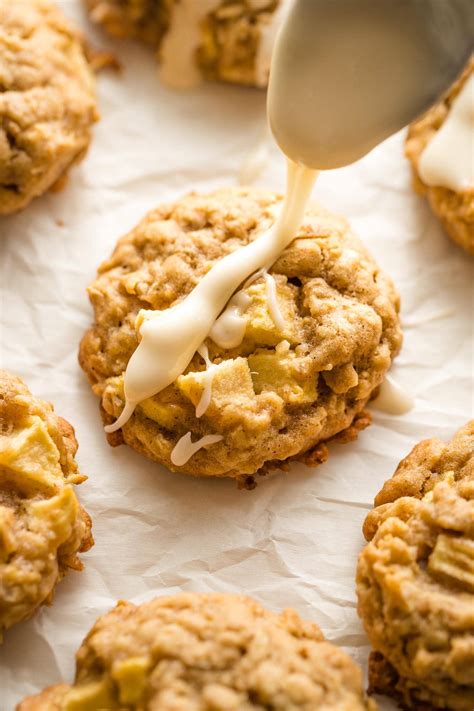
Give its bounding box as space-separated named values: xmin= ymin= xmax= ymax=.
xmin=79 ymin=187 xmax=402 ymax=484
xmin=405 ymin=58 xmax=474 ymax=255
xmin=0 ymin=370 xmax=92 ymax=637
xmin=357 ymin=421 xmax=474 ymax=710
xmin=84 ymin=0 xmax=171 ymax=46
xmin=17 ymin=592 xmax=378 ymax=710
xmin=85 ymin=0 xmax=287 ymax=88
xmin=0 ymin=0 xmax=98 ymax=215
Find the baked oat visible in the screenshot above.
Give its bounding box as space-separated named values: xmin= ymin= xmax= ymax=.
xmin=357 ymin=421 xmax=474 ymax=710
xmin=79 ymin=187 xmax=402 ymax=484
xmin=84 ymin=0 xmax=173 ymax=45
xmin=0 ymin=370 xmax=93 ymax=637
xmin=17 ymin=592 xmax=378 ymax=710
xmin=0 ymin=0 xmax=98 ymax=215
xmin=197 ymin=0 xmax=283 ymax=87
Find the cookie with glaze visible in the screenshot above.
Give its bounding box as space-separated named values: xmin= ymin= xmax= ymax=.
xmin=405 ymin=58 xmax=474 ymax=256
xmin=79 ymin=187 xmax=402 ymax=484
xmin=85 ymin=0 xmax=285 ymax=87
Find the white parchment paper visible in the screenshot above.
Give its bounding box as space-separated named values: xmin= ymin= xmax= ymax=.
xmin=1 ymin=2 xmax=473 ymax=707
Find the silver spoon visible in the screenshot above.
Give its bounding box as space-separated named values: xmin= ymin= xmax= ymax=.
xmin=268 ymin=0 xmax=473 ymax=169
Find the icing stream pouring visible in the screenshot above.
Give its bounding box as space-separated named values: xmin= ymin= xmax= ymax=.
xmin=106 ymin=0 xmax=472 ymax=436
xmin=105 ymin=162 xmax=318 ymax=433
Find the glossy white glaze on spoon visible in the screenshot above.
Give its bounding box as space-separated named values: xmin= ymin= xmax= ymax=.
xmin=170 ymin=432 xmax=223 ymax=466
xmin=105 ymin=161 xmax=318 ymax=434
xmin=268 ymin=0 xmax=472 ymax=170
xmin=418 ymin=74 xmax=474 ymax=192
xmin=372 ymin=375 xmax=414 ymax=415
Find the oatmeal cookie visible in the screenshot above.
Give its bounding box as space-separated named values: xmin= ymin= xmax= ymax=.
xmin=84 ymin=0 xmax=173 ymax=45
xmin=17 ymin=592 xmax=378 ymax=710
xmin=79 ymin=187 xmax=402 ymax=483
xmin=85 ymin=0 xmax=287 ymax=88
xmin=196 ymin=0 xmax=285 ymax=87
xmin=0 ymin=370 xmax=93 ymax=637
xmin=405 ymin=58 xmax=474 ymax=255
xmin=0 ymin=0 xmax=98 ymax=215
xmin=357 ymin=421 xmax=474 ymax=710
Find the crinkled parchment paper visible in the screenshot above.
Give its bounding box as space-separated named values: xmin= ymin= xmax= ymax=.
xmin=0 ymin=2 xmax=473 ymax=708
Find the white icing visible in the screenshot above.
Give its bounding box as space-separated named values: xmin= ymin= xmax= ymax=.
xmin=264 ymin=271 xmax=285 ymax=331
xmin=195 ymin=344 xmax=218 ymax=417
xmin=104 ymin=400 xmax=136 ymax=434
xmin=372 ymin=375 xmax=414 ymax=415
xmin=242 ymin=267 xmax=266 ymax=289
xmin=209 ymin=268 xmax=266 ymax=349
xmin=170 ymin=432 xmax=223 ymax=466
xmin=209 ymin=291 xmax=252 ymax=349
xmin=209 ymin=269 xmax=285 ymax=349
xmin=160 ymin=0 xmax=220 ymax=89
xmin=105 ymin=161 xmax=317 ymax=433
xmin=418 ymin=74 xmax=474 ymax=192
